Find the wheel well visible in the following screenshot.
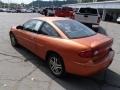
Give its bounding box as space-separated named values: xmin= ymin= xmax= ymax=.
xmin=45 ymin=51 xmax=65 ymax=66
xmin=46 ymin=50 xmax=66 ymax=75
xmin=9 ymin=31 xmax=18 ymax=45
xmin=45 ymin=51 xmax=61 ymax=61
xmin=9 ymin=31 xmax=15 ymax=38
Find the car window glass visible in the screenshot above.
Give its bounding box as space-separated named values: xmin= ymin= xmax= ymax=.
xmin=34 ymin=20 xmax=43 ymax=32
xmin=79 ymin=8 xmax=97 ymax=15
xmin=40 ymin=23 xmax=59 ymax=37
xmin=23 ymin=20 xmax=36 ymax=31
xmin=54 ymin=20 xmax=96 ymax=39
xmin=23 ymin=20 xmax=43 ymax=32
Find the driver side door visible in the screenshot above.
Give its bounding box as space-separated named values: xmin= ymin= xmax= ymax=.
xmin=16 ymin=20 xmax=43 ymax=53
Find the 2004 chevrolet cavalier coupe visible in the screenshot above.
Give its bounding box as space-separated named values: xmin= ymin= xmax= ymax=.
xmin=9 ymin=17 xmax=114 ymax=77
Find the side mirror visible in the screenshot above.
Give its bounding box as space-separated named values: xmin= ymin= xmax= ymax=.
xmin=16 ymin=25 xmax=24 ymax=30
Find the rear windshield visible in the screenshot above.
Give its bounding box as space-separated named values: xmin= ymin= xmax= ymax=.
xmin=79 ymin=8 xmax=97 ymax=15
xmin=54 ymin=20 xmax=96 ymax=39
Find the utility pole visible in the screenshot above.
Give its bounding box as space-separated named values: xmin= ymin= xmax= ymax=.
xmin=38 ymin=0 xmax=39 ymax=8
xmin=32 ymin=0 xmax=34 ymax=8
xmin=2 ymin=0 xmax=6 ymax=8
xmin=8 ymin=0 xmax=9 ymax=9
xmin=9 ymin=0 xmax=11 ymax=9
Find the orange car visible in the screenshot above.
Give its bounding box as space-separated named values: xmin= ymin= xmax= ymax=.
xmin=9 ymin=17 xmax=114 ymax=77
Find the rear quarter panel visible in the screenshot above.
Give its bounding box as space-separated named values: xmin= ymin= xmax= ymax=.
xmin=34 ymin=34 xmax=90 ymax=63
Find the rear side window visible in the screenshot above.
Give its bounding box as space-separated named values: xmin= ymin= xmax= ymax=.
xmin=23 ymin=20 xmax=36 ymax=31
xmin=34 ymin=20 xmax=43 ymax=32
xmin=79 ymin=8 xmax=97 ymax=15
xmin=40 ymin=22 xmax=59 ymax=37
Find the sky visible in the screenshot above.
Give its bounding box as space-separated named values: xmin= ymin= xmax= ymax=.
xmin=1 ymin=0 xmax=61 ymax=4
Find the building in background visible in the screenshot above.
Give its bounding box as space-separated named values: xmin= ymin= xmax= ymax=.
xmin=63 ymin=0 xmax=120 ymax=22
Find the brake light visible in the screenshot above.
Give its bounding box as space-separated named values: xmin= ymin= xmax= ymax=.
xmin=97 ymin=17 xmax=101 ymax=23
xmin=79 ymin=50 xmax=93 ymax=58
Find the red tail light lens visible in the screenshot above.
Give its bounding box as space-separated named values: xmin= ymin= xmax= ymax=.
xmin=79 ymin=50 xmax=93 ymax=58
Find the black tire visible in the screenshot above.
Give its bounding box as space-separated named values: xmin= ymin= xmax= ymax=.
xmin=10 ymin=33 xmax=18 ymax=47
xmin=117 ymin=22 xmax=120 ymax=24
xmin=47 ymin=53 xmax=65 ymax=78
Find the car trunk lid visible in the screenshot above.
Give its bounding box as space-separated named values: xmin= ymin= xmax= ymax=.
xmin=72 ymin=34 xmax=113 ymax=63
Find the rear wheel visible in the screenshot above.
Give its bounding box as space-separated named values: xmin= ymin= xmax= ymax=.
xmin=10 ymin=33 xmax=18 ymax=47
xmin=47 ymin=53 xmax=65 ymax=78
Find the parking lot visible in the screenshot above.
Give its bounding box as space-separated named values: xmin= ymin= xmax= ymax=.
xmin=0 ymin=13 xmax=120 ymax=90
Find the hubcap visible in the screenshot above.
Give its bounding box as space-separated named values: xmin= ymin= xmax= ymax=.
xmin=49 ymin=57 xmax=63 ymax=75
xmin=11 ymin=35 xmax=16 ymax=46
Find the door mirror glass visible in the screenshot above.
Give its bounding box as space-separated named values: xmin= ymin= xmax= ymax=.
xmin=16 ymin=25 xmax=24 ymax=30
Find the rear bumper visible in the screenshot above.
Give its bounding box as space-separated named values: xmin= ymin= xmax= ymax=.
xmin=65 ymin=50 xmax=114 ymax=76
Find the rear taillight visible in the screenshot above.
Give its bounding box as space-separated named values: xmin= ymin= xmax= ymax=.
xmin=97 ymin=17 xmax=101 ymax=23
xmin=79 ymin=50 xmax=93 ymax=58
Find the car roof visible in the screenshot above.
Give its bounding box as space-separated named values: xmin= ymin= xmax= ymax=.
xmin=33 ymin=17 xmax=70 ymax=22
xmin=33 ymin=17 xmax=70 ymax=38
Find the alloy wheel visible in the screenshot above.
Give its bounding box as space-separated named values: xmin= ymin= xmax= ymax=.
xmin=49 ymin=56 xmax=63 ymax=76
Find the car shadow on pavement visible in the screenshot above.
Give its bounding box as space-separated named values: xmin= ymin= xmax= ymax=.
xmin=14 ymin=46 xmax=120 ymax=90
